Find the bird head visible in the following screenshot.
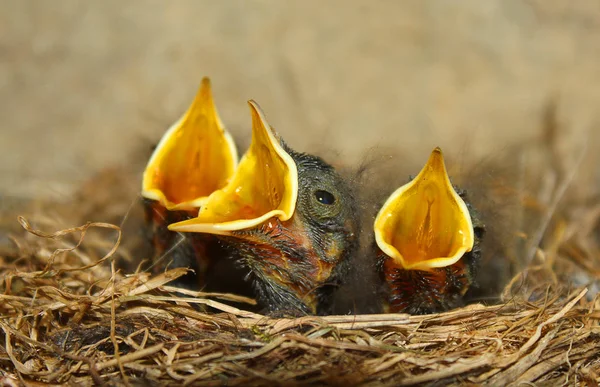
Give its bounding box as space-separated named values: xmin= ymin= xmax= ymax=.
xmin=169 ymin=101 xmax=359 ymax=315
xmin=374 ymin=147 xmax=482 ymax=313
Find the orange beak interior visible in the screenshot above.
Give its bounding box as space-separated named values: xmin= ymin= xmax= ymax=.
xmin=168 ymin=100 xmax=298 ymax=235
xmin=142 ymin=77 xmax=238 ymax=211
xmin=374 ymin=147 xmax=474 ymax=271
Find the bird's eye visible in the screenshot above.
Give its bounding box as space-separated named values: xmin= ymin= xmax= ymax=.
xmin=314 ymin=190 xmax=336 ymax=205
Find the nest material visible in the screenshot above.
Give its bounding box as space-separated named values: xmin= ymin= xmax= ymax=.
xmin=1 ymin=112 xmax=599 ymax=385
xmin=0 ymin=207 xmax=599 ymax=387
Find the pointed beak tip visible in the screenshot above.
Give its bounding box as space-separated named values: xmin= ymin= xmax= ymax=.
xmin=197 ymin=78 xmax=215 ymax=103
xmin=248 ymin=99 xmax=263 ymax=114
xmin=428 ymin=147 xmax=446 ymax=165
xmin=167 ymin=218 xmax=199 ymax=233
xmin=248 ymin=100 xmax=283 ymax=143
xmin=248 ymin=100 xmax=267 ymax=125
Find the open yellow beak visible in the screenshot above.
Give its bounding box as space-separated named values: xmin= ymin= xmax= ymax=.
xmin=168 ymin=100 xmax=298 ymax=235
xmin=141 ymin=77 xmax=238 ymax=211
xmin=374 ymin=147 xmax=474 ymax=271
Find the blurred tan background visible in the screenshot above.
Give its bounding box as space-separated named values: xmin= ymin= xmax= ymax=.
xmin=1 ymin=0 xmax=598 ymax=202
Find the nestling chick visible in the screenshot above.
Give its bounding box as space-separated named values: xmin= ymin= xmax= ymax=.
xmin=141 ymin=78 xmax=238 ymax=289
xmin=170 ymin=101 xmax=360 ymax=315
xmin=374 ymin=147 xmax=485 ymax=314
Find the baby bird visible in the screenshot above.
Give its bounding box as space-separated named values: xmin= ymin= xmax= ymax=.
xmin=169 ymin=101 xmax=360 ymax=315
xmin=374 ymin=147 xmax=485 ymax=314
xmin=141 ymin=78 xmax=238 ymax=289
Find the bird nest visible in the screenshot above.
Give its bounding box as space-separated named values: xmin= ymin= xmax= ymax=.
xmin=1 ymin=192 xmax=599 ymax=387
xmin=2 ymin=112 xmax=600 ymax=386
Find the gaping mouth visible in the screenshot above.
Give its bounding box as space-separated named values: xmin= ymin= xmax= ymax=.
xmin=142 ymin=77 xmax=238 ymax=211
xmin=168 ymin=100 xmax=298 ymax=235
xmin=374 ymin=147 xmax=474 ymax=271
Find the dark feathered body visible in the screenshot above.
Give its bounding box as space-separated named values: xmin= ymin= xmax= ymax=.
xmin=143 ymin=199 xmax=204 ymax=289
xmin=143 ymin=199 xmax=253 ymax=295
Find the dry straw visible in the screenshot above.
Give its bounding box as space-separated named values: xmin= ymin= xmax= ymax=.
xmin=1 ymin=107 xmax=599 ymax=385
xmin=0 ymin=199 xmax=599 ymax=386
